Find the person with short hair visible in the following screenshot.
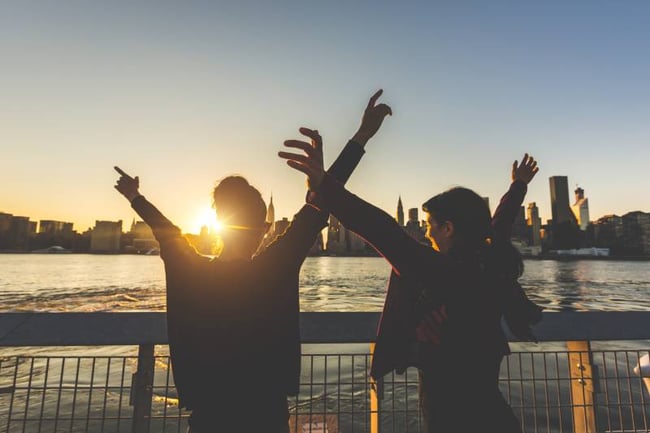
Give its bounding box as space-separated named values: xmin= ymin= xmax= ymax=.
xmin=113 ymin=90 xmax=391 ymax=432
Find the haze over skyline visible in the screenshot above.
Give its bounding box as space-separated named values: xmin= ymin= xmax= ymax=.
xmin=2 ymin=1 xmax=649 ymax=234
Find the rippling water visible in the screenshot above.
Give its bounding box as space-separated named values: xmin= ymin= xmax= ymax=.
xmin=0 ymin=254 xmax=648 ymax=312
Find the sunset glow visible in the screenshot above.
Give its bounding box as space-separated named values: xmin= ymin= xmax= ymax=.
xmin=193 ymin=206 xmax=222 ymax=235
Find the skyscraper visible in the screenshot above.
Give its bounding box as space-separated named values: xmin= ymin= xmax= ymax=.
xmin=572 ymin=187 xmax=590 ymax=231
xmin=266 ymin=194 xmax=275 ymax=235
xmin=549 ymin=176 xmax=576 ymax=225
xmin=526 ymin=202 xmax=542 ymax=246
xmin=396 ymin=196 xmax=404 ymax=226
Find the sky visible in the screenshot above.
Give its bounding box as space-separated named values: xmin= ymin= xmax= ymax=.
xmin=2 ymin=1 xmax=649 ymax=234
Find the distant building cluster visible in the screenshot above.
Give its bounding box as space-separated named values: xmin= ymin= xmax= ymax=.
xmin=2 ymin=180 xmax=649 ymax=257
xmin=514 ymin=176 xmax=649 ymax=257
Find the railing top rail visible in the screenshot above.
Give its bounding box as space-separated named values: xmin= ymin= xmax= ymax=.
xmin=1 ymin=311 xmax=650 ymax=347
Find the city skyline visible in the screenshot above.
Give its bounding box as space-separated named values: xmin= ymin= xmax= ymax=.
xmin=0 ymin=174 xmax=642 ymax=236
xmin=2 ymin=2 xmax=649 ymax=234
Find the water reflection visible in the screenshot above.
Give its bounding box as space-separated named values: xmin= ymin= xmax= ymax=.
xmin=0 ymin=255 xmax=648 ymax=312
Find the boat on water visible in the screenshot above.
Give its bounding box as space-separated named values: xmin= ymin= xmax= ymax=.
xmin=31 ymin=245 xmax=72 ymax=253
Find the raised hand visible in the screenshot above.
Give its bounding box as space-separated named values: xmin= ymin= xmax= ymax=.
xmin=351 ymin=89 xmax=392 ymax=146
xmin=512 ymin=153 xmax=539 ymax=185
xmin=113 ymin=166 xmax=141 ymax=202
xmin=278 ymin=127 xmax=325 ymax=191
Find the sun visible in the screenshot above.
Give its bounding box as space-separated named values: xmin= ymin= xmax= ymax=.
xmin=194 ymin=206 xmax=223 ymax=234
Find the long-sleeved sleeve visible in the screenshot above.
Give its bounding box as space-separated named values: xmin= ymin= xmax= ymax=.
xmin=130 ymin=195 xmax=200 ymax=263
xmin=491 ymin=180 xmax=527 ymax=240
xmin=327 ymin=140 xmax=365 ymax=183
xmin=314 ymin=174 xmax=438 ymax=277
xmin=262 ymin=140 xmax=367 ymax=268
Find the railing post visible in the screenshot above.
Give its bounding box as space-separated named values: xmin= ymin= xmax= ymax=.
xmin=567 ymin=340 xmax=597 ymax=433
xmin=369 ymin=343 xmax=381 ymax=433
xmin=131 ymin=344 xmax=155 ymax=433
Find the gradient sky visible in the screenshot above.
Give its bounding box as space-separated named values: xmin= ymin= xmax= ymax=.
xmin=2 ymin=1 xmax=649 ymax=234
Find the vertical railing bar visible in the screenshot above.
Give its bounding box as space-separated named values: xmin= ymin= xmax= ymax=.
xmin=553 ymin=352 xmax=563 ymax=433
xmin=70 ymin=357 xmax=81 ymax=430
xmin=518 ymin=352 xmax=525 ymax=431
xmin=116 ymin=357 xmax=127 ymax=433
xmin=613 ymin=351 xmax=624 ymax=432
xmin=350 ymin=355 xmax=355 ymax=431
xmin=542 ymin=352 xmax=551 ymax=432
xmin=634 ymin=349 xmax=649 ymax=433
xmin=364 ymin=353 xmax=368 ymax=433
xmin=6 ymin=355 xmax=21 ymax=433
xmin=635 ymin=349 xmax=650 ymax=433
xmin=309 ymin=354 xmax=314 ymax=432
xmin=85 ymin=357 xmax=97 ymax=433
xmin=100 ymin=357 xmax=112 ymax=433
xmin=37 ymin=357 xmax=51 ymax=433
xmin=161 ymin=355 xmax=171 ymax=433
xmin=622 ymin=350 xmax=637 ymax=432
xmin=132 ymin=344 xmax=155 ymax=433
xmin=337 ymin=355 xmax=341 ymax=430
xmin=601 ymin=351 xmax=612 ymax=433
xmin=52 ymin=357 xmax=66 ymax=432
xmin=323 ymin=354 xmax=328 ymax=430
xmin=530 ymin=352 xmax=538 ymax=433
xmin=392 ymin=370 xmax=396 ymax=433
xmin=21 ymin=357 xmax=36 ymax=433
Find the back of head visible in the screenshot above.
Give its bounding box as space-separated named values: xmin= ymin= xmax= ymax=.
xmin=212 ymin=176 xmax=267 ymax=232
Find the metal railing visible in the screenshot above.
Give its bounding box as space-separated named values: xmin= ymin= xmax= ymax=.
xmin=1 ymin=312 xmax=650 ymax=433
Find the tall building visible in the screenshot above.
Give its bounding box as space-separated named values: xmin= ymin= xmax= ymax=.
xmin=90 ymin=220 xmax=122 ymax=252
xmin=526 ymin=202 xmax=542 ymax=246
xmin=571 ymin=187 xmax=590 ymax=231
xmin=266 ymin=194 xmax=275 ymax=235
xmin=549 ymin=176 xmax=576 ymax=225
xmin=396 ymin=196 xmax=404 ymax=226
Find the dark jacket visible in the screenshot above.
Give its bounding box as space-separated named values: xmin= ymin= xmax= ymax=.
xmin=312 ymin=176 xmax=537 ymax=382
xmin=130 ymin=141 xmax=366 ymax=411
xmin=371 ymin=180 xmax=534 ymax=379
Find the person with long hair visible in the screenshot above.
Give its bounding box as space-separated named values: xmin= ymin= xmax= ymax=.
xmin=279 ymin=131 xmax=542 ymax=432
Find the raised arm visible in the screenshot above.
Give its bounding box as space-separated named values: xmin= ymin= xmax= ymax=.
xmin=113 ymin=166 xmax=199 ymax=261
xmin=265 ymin=91 xmax=393 ymax=264
xmin=491 ymin=153 xmax=539 ymax=240
xmin=279 ymin=136 xmax=435 ymax=278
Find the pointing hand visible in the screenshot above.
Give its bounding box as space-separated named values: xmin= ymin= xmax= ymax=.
xmin=114 ymin=166 xmax=141 ymax=202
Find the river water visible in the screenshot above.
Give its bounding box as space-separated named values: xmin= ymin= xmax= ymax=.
xmin=1 ymin=254 xmax=649 ymax=313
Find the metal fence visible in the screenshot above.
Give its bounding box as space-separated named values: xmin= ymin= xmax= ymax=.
xmin=1 ymin=312 xmax=650 ymax=433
